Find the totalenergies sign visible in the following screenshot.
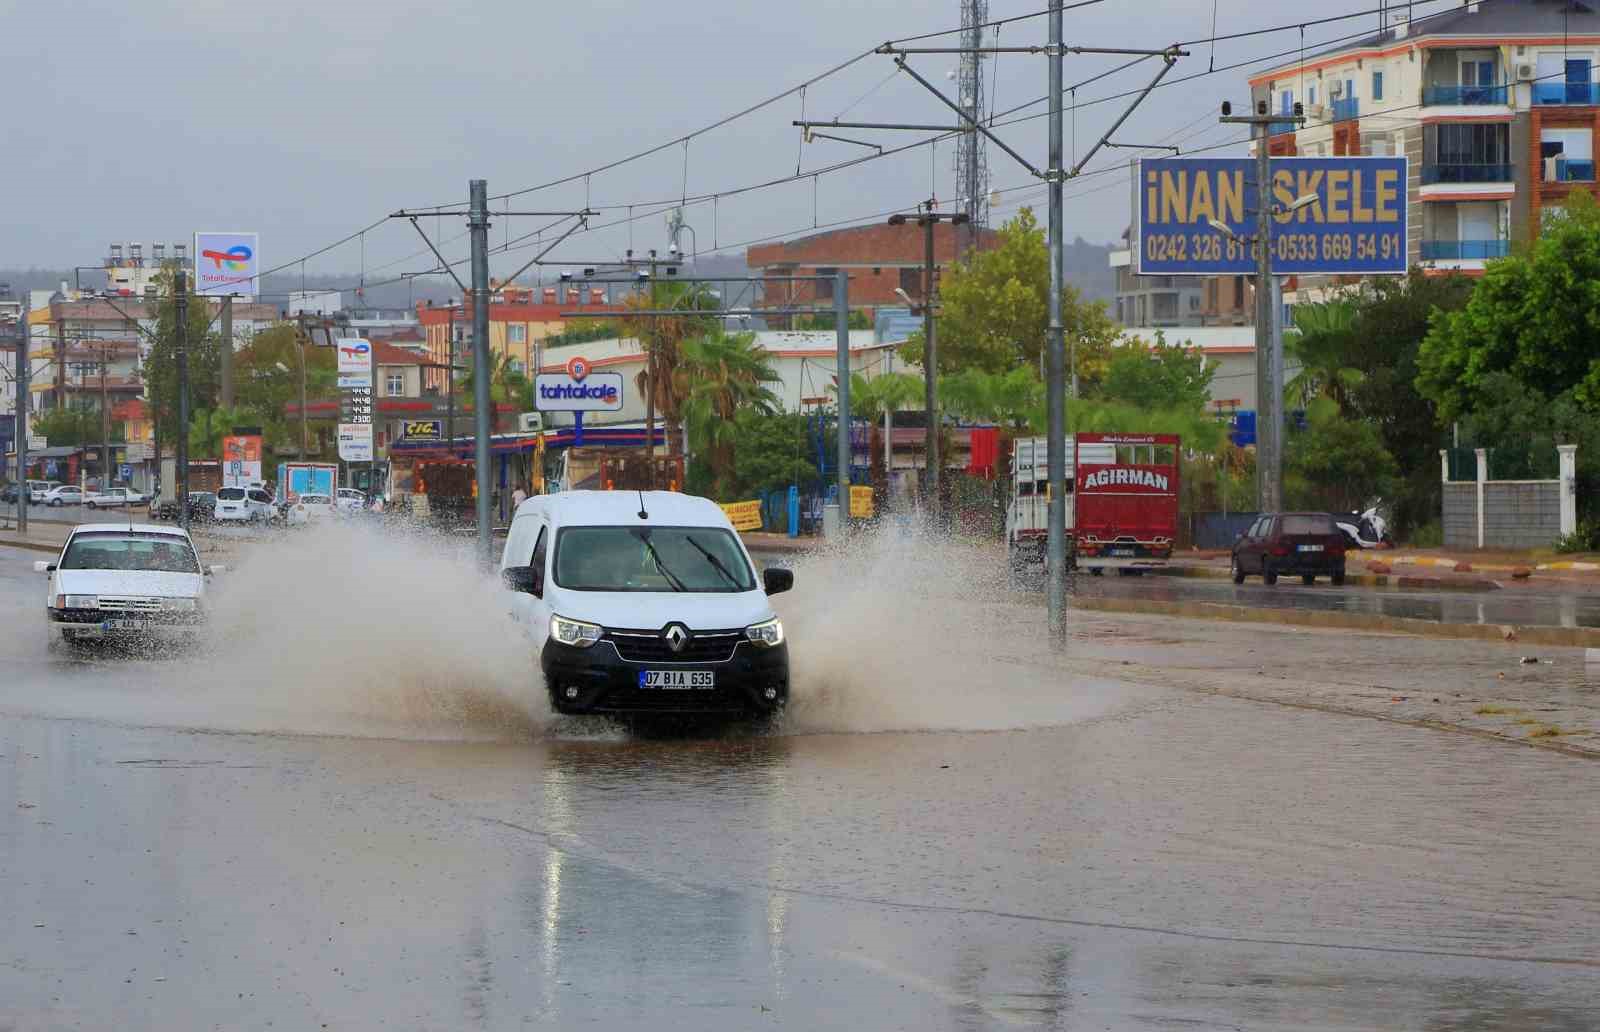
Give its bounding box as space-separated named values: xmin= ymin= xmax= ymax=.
xmin=193 ymin=232 xmax=260 ymax=297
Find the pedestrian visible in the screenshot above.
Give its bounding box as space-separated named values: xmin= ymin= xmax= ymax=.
xmin=512 ymin=484 xmax=528 ymax=510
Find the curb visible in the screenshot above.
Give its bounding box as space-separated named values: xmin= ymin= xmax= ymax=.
xmin=1073 ymin=594 xmax=1600 ymax=649
xmin=1154 ymin=564 xmax=1501 ymax=592
xmin=0 ymin=537 xmax=65 ymax=555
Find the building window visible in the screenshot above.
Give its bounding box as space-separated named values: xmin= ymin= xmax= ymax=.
xmin=1372 ymin=70 xmax=1384 ymax=101
xmin=1280 ymin=89 xmax=1292 ymax=114
xmin=508 ymin=324 xmax=527 ymax=344
xmin=1307 ymin=84 xmax=1316 ymax=107
xmin=814 ymin=267 xmax=837 ymax=301
xmin=386 ymin=372 xmax=404 ymax=396
xmin=899 ymin=267 xmax=923 ymax=297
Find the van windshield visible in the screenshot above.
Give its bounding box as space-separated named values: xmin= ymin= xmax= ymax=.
xmin=554 ymin=526 xmax=756 ymax=593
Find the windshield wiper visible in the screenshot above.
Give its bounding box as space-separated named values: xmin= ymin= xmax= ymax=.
xmin=638 ymin=536 xmax=687 ymax=592
xmin=684 ymin=535 xmax=742 ymax=589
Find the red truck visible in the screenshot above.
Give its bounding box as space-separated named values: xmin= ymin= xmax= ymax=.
xmin=1005 ymin=432 xmax=1181 ymax=573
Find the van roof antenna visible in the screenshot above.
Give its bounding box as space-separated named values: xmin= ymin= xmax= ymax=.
xmin=637 ymin=489 xmax=649 ymax=520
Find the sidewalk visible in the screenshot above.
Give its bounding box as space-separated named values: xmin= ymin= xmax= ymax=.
xmin=1166 ymin=547 xmax=1600 ymax=591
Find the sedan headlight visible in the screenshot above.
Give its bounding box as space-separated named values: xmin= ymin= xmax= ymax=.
xmin=745 ymin=617 xmax=784 ymax=648
xmin=56 ymin=595 xmax=99 ymax=610
xmin=161 ymin=598 xmax=198 ymax=613
xmin=550 ymin=614 xmax=602 ymax=648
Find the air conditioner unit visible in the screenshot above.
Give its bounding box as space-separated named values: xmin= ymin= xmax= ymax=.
xmin=518 ymin=412 xmax=544 ymax=433
xmin=1517 ymin=63 xmax=1536 ymax=82
xmin=1307 ymin=103 xmax=1327 ymax=118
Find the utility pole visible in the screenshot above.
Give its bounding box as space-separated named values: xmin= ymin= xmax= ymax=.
xmin=219 ymin=294 xmax=234 ymax=408
xmin=175 ymin=271 xmax=191 ymax=530
xmin=1045 ymin=0 xmax=1068 ymax=650
xmin=99 ymin=342 xmax=110 ymax=488
xmin=15 ymin=293 xmax=28 ymax=534
xmin=469 ymin=179 xmax=493 ymax=564
xmin=834 ymin=267 xmax=851 ymax=522
xmin=888 ymin=204 xmax=967 ymax=526
xmin=446 ymin=307 xmax=456 ymax=457
xmin=1219 ymin=100 xmax=1303 ymax=512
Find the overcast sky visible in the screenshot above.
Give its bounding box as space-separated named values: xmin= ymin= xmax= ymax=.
xmin=0 ymin=0 xmax=1410 ymax=279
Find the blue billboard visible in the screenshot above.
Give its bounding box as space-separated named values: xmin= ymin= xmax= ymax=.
xmin=1136 ymin=156 xmax=1407 ymax=276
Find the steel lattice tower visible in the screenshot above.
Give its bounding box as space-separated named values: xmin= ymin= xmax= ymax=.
xmin=953 ymin=0 xmax=990 ymax=254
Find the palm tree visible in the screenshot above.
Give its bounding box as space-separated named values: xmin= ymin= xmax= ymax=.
xmin=620 ymin=282 xmax=720 ymax=459
xmin=1284 ymin=299 xmax=1364 ymax=411
xmin=459 ymin=351 xmax=528 ymax=405
xmin=679 ymin=330 xmax=782 ymax=493
xmin=837 ymin=371 xmax=923 ymax=425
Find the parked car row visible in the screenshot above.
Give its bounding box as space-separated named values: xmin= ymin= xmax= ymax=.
xmin=3 ymin=480 xmax=149 ymax=508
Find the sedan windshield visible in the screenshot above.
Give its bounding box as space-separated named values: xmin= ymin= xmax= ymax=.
xmin=60 ymin=533 xmax=201 ymax=574
xmin=554 ymin=526 xmax=756 ymax=592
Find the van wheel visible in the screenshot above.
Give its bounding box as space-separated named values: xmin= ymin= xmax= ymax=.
xmin=1262 ymin=562 xmax=1278 ymax=586
xmin=1231 ymin=556 xmax=1245 ymax=584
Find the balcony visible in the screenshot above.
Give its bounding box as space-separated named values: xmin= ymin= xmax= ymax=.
xmin=1547 ymin=157 xmax=1596 ymax=182
xmin=1534 ymin=82 xmax=1600 ymax=105
xmin=1421 ymin=240 xmax=1510 ymax=261
xmin=1331 ymin=97 xmax=1359 ymax=122
xmin=1421 ymin=163 xmax=1514 ymax=184
xmin=1423 ymin=83 xmax=1508 ymax=106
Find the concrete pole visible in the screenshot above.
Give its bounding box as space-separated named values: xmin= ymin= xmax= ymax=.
xmin=835 ymin=267 xmax=851 ymax=520
xmin=15 ymin=293 xmax=28 ymax=534
xmin=1254 ymin=121 xmax=1279 ymax=513
xmin=1045 ymin=0 xmax=1069 ymax=651
xmin=447 ymin=308 xmax=456 ymax=456
xmin=1474 ymin=447 xmax=1487 ymax=549
xmin=175 ymin=271 xmax=191 ymax=530
xmin=922 ymin=209 xmax=940 ymax=524
xmin=1558 ymin=444 xmax=1578 ymax=538
xmin=219 ymin=295 xmax=234 ymax=408
xmin=469 ymin=179 xmax=494 ymax=564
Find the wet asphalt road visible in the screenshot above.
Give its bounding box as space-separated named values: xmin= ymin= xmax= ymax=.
xmin=1069 ymin=569 xmax=1600 ymax=629
xmin=2 ymin=541 xmax=1598 ymax=1030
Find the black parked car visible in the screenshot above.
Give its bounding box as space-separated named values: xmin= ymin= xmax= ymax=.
xmin=0 ymin=482 xmax=18 ymax=504
xmin=1231 ymin=512 xmax=1348 ymax=586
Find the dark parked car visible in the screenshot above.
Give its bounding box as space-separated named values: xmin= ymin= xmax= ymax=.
xmin=1231 ymin=512 xmax=1347 ymax=586
xmin=151 ymin=491 xmax=217 ymax=524
xmin=1 ymin=482 xmax=18 ymax=504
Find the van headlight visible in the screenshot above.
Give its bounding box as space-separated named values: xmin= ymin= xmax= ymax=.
xmin=550 ymin=614 xmax=602 ymax=648
xmin=56 ymin=595 xmax=98 ymax=610
xmin=161 ymin=598 xmax=198 ymax=613
xmin=745 ymin=617 xmax=784 ymax=648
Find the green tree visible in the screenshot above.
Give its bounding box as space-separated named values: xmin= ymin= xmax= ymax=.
xmin=679 ymin=330 xmax=783 ymax=496
xmin=1284 ymin=298 xmax=1364 ymax=411
xmin=842 ymin=371 xmax=923 ymax=425
xmin=460 ymin=351 xmax=530 ymax=406
xmin=620 ymin=282 xmax=720 ymax=459
xmin=186 ymin=405 xmax=254 ymax=460
xmin=1064 ymin=398 xmax=1226 ymax=453
xmin=1418 ymin=192 xmax=1600 ymax=420
xmin=1344 ymin=271 xmax=1473 ymax=533
xmin=937 ymin=368 xmax=1041 ymax=430
xmin=724 ymin=410 xmax=817 ymax=499
xmin=233 ymin=324 xmax=338 ymax=460
xmin=1098 ymin=333 xmax=1214 ymax=412
xmin=144 ymin=267 xmax=222 ymax=445
xmin=898 ymin=208 xmax=1119 ymax=382
xmin=792 ymin=310 xmax=871 ymax=331
xmin=1285 ymin=398 xmax=1399 ymax=511
xmin=32 ymin=408 xmax=98 ymax=447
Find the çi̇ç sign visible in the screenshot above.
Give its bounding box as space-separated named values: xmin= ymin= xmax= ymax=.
xmin=1136 ymin=156 xmax=1408 ymax=276
xmin=534 ymin=356 xmax=625 ymax=413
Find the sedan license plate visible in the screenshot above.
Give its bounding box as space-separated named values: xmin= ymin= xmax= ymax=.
xmin=638 ymin=670 xmax=715 ymax=690
xmin=1297 ymin=544 xmax=1324 ymax=552
xmin=102 ymin=618 xmax=153 ymax=632
xmin=1110 ymin=548 xmax=1135 ymax=557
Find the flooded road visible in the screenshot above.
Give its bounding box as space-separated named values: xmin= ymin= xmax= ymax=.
xmin=1074 ymin=570 xmax=1600 ymax=629
xmin=2 ymin=537 xmax=1597 ymax=1029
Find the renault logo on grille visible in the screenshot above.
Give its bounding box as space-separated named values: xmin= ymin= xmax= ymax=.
xmin=663 ymin=624 xmax=690 ymax=653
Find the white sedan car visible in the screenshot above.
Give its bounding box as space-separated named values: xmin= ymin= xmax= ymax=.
xmin=36 ymin=523 xmax=223 ymax=650
xmin=42 ymin=485 xmax=85 ymax=507
xmin=84 ymin=487 xmax=150 ymax=509
xmin=286 ymin=493 xmax=336 ymax=526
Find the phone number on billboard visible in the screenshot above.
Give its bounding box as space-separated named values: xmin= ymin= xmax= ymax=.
xmin=1143 ymin=230 xmax=1404 ymax=265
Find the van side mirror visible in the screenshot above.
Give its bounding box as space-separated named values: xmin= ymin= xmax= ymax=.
xmin=502 ymin=565 xmax=543 ymax=597
xmin=33 ymin=561 xmax=54 ymax=574
xmin=762 ymin=567 xmax=794 ymax=596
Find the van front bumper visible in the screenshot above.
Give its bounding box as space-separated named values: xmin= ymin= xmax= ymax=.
xmin=541 ymin=639 xmax=789 ymax=716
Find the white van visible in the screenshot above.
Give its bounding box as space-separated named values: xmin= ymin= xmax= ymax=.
xmin=499 ymin=491 xmax=793 ymax=717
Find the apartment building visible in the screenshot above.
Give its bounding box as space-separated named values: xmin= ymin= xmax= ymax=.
xmin=1249 ymin=0 xmax=1600 ymax=294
